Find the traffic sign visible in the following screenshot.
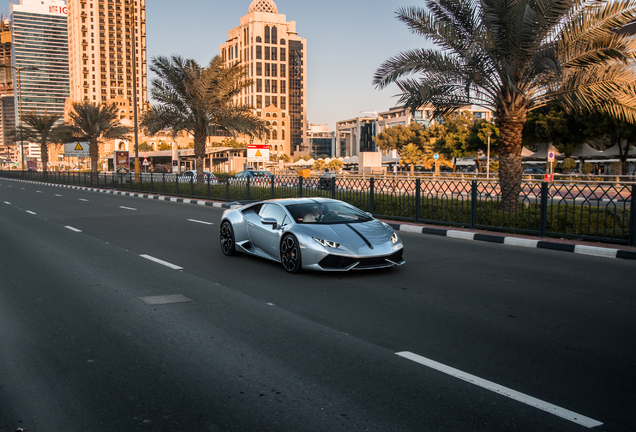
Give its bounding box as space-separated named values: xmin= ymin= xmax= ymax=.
xmin=548 ymin=151 xmax=555 ymax=162
xmin=143 ymin=158 xmax=149 ymax=166
xmin=433 ymin=153 xmax=439 ymax=160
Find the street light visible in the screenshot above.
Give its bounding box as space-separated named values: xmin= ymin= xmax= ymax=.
xmin=127 ymin=3 xmax=140 ymax=181
xmin=1 ymin=64 xmax=39 ymax=170
xmin=486 ymin=130 xmax=493 ymax=180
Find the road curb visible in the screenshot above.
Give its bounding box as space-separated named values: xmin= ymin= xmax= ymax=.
xmin=7 ymin=178 xmax=636 ymax=261
xmin=387 ymin=223 xmax=636 ymax=260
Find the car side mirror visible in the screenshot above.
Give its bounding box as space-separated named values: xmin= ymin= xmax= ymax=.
xmin=261 ymin=217 xmax=278 ymax=228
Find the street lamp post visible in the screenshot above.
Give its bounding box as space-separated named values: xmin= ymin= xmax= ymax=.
xmin=128 ymin=3 xmax=140 ymax=182
xmin=486 ymin=130 xmax=493 ymax=180
xmin=1 ymin=65 xmax=39 ymax=171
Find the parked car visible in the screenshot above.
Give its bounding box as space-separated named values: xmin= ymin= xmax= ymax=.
xmin=177 ymin=170 xmax=218 ymax=184
xmin=229 ymin=170 xmax=278 ymax=184
xmin=523 ymin=167 xmax=544 ymax=174
xmin=220 ymin=198 xmax=405 ymax=273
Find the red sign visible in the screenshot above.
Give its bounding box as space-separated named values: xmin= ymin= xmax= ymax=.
xmin=115 ymin=151 xmax=130 ymax=173
xmin=544 ymin=174 xmax=553 ymax=183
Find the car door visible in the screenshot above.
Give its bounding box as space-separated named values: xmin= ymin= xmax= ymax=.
xmin=248 ymin=203 xmax=288 ymax=258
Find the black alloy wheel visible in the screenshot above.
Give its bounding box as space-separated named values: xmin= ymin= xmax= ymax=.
xmin=220 ymin=221 xmax=236 ymax=256
xmin=280 ymin=234 xmax=302 ymax=273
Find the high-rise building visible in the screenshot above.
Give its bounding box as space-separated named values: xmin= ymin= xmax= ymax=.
xmin=1 ymin=16 xmax=14 ymax=153
xmin=10 ymin=0 xmax=69 ymax=118
xmin=66 ymin=0 xmax=147 ymax=122
xmin=220 ymin=0 xmax=307 ymax=157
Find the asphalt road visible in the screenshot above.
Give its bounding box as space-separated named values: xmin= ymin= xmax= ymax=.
xmin=0 ymin=179 xmax=635 ymax=432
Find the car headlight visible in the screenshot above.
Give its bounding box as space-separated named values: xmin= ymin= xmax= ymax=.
xmin=313 ymin=237 xmax=340 ymax=248
xmin=391 ymin=232 xmax=399 ymax=244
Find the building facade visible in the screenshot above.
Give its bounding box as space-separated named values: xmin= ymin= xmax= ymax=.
xmin=220 ymin=0 xmax=307 ymax=157
xmin=66 ymin=0 xmax=147 ymax=122
xmin=10 ymin=0 xmax=69 ymax=117
xmin=377 ymin=105 xmax=493 ymax=132
xmin=1 ymin=16 xmax=13 ymax=156
xmin=335 ymin=116 xmax=378 ymax=158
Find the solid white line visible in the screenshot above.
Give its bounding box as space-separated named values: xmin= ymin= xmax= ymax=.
xmin=187 ymin=219 xmax=214 ymax=225
xmin=65 ymin=226 xmax=82 ymax=233
xmin=139 ymin=254 xmax=183 ymax=270
xmin=396 ymin=352 xmax=602 ymax=428
xmin=25 ymin=210 xmax=36 ymax=215
xmin=119 ymin=206 xmax=137 ymax=211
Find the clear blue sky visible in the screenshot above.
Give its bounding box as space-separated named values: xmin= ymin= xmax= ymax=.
xmin=2 ymin=0 xmax=431 ymax=130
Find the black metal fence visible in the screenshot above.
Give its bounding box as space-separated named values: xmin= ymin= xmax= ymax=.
xmin=2 ymin=170 xmax=634 ymax=247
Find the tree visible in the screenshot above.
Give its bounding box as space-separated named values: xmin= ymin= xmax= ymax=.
xmin=326 ymin=159 xmax=344 ymax=171
xmin=138 ymin=141 xmax=154 ymax=152
xmin=312 ymin=159 xmax=326 ymax=170
xmin=581 ymin=112 xmax=636 ymax=174
xmin=399 ymin=143 xmax=424 ymax=173
xmin=157 ymin=140 xmax=171 ymax=151
xmin=59 ymin=102 xmax=130 ymax=182
xmin=142 ymin=55 xmax=266 ymax=185
xmin=15 ymin=110 xmax=63 ymax=180
xmin=373 ymin=0 xmax=636 ymax=209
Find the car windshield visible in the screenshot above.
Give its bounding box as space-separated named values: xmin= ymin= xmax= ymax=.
xmin=251 ymin=171 xmax=271 ymax=177
xmin=285 ymin=202 xmax=373 ymax=224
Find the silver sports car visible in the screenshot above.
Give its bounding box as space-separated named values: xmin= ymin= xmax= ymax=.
xmin=219 ymin=198 xmax=405 ymax=273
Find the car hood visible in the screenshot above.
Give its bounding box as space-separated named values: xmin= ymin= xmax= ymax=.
xmin=299 ymin=220 xmax=393 ymax=247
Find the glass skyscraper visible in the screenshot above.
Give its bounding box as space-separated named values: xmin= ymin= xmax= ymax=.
xmin=10 ymin=0 xmax=69 ymax=119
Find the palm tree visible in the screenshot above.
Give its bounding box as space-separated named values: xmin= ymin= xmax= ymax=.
xmin=141 ymin=55 xmax=266 ymax=185
xmin=374 ymin=0 xmax=636 ymax=209
xmin=60 ymin=102 xmax=130 ymax=182
xmin=15 ymin=110 xmax=63 ymax=180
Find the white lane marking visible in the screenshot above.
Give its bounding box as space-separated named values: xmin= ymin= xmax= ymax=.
xmin=3 ymin=201 xmax=10 ymax=205
xmin=187 ymin=219 xmax=214 ymax=225
xmin=65 ymin=226 xmax=82 ymax=233
xmin=36 ymin=190 xmax=42 ymax=193
xmin=119 ymin=206 xmax=137 ymax=211
xmin=55 ymin=194 xmax=62 ymax=197
xmin=79 ymin=198 xmax=89 ymax=202
xmin=396 ymin=352 xmax=602 ymax=428
xmin=140 ymin=254 xmax=183 ymax=270
xmin=26 ymin=210 xmax=37 ymax=215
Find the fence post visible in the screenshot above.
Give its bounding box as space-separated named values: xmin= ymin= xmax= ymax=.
xmin=539 ymin=181 xmax=549 ymax=238
xmin=629 ymin=184 xmax=636 ymax=247
xmin=369 ymin=177 xmax=375 ymax=214
xmin=331 ymin=177 xmax=336 ymax=199
xmin=415 ymin=178 xmax=421 ymax=223
xmin=271 ymin=176 xmax=275 ymax=199
xmin=299 ymin=176 xmax=303 ymax=198
xmin=225 ymin=176 xmax=229 ymax=200
xmin=207 ymin=175 xmax=210 ymax=200
xmin=471 ymin=180 xmax=477 ymax=230
xmin=246 ymin=176 xmax=251 ymax=200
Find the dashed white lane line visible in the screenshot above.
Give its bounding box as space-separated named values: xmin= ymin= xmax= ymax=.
xmin=79 ymin=198 xmax=89 ymax=202
xmin=187 ymin=219 xmax=214 ymax=225
xmin=65 ymin=226 xmax=82 ymax=233
xmin=3 ymin=201 xmax=9 ymax=205
xmin=119 ymin=206 xmax=137 ymax=211
xmin=26 ymin=210 xmax=37 ymax=215
xmin=139 ymin=254 xmax=182 ymax=270
xmin=36 ymin=190 xmax=42 ymax=193
xmin=55 ymin=194 xmax=62 ymax=197
xmin=396 ymin=351 xmax=603 ymax=428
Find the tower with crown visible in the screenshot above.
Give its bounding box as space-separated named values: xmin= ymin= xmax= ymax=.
xmin=220 ymin=0 xmax=307 ymax=159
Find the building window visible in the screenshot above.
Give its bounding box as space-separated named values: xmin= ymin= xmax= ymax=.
xmin=272 ymin=80 xmax=277 ymax=93
xmin=271 ymin=47 xmax=277 ymax=61
xmin=256 ymin=45 xmax=262 ymax=59
xmin=265 ymin=79 xmax=270 ymax=93
xmin=265 ymin=47 xmax=270 ymax=60
xmin=281 ymin=97 xmax=286 ymax=110
xmin=264 ymin=25 xmax=270 ymax=44
xmin=280 ymin=64 xmax=286 ymax=77
xmin=280 ymin=80 xmax=286 ymax=94
xmin=280 ymin=48 xmax=286 ymax=62
xmin=280 ymin=38 xmax=286 ymax=45
xmin=256 ymin=62 xmax=262 ymax=76
xmin=271 ymin=27 xmax=277 ymax=44
xmin=256 ymin=79 xmax=262 ymax=92
xmin=271 ymin=63 xmax=277 ymax=77
xmin=264 ymin=63 xmax=270 ymax=77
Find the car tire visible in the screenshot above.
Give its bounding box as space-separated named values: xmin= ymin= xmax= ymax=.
xmin=280 ymin=234 xmax=302 ymax=274
xmin=220 ymin=221 xmax=236 ymax=256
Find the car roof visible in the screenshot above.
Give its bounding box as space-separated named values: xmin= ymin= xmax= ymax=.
xmin=265 ymin=197 xmax=340 ymax=206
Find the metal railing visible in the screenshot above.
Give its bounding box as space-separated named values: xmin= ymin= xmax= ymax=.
xmin=2 ymin=170 xmax=634 ymax=247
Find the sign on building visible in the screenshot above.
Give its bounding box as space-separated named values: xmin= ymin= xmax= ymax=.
xmin=64 ymin=142 xmax=90 ymax=158
xmin=115 ymin=150 xmax=130 ymax=173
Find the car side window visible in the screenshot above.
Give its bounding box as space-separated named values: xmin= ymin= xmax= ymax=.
xmin=259 ymin=204 xmax=288 ymax=226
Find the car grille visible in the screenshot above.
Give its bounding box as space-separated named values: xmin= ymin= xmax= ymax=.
xmin=318 ymin=249 xmax=404 ymax=270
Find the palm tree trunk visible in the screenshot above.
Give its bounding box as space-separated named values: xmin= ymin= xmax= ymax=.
xmin=90 ymin=137 xmax=99 ymax=185
xmin=194 ymin=132 xmax=207 ymax=186
xmin=40 ymin=140 xmax=48 ymax=181
xmin=497 ymin=117 xmax=525 ymax=211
